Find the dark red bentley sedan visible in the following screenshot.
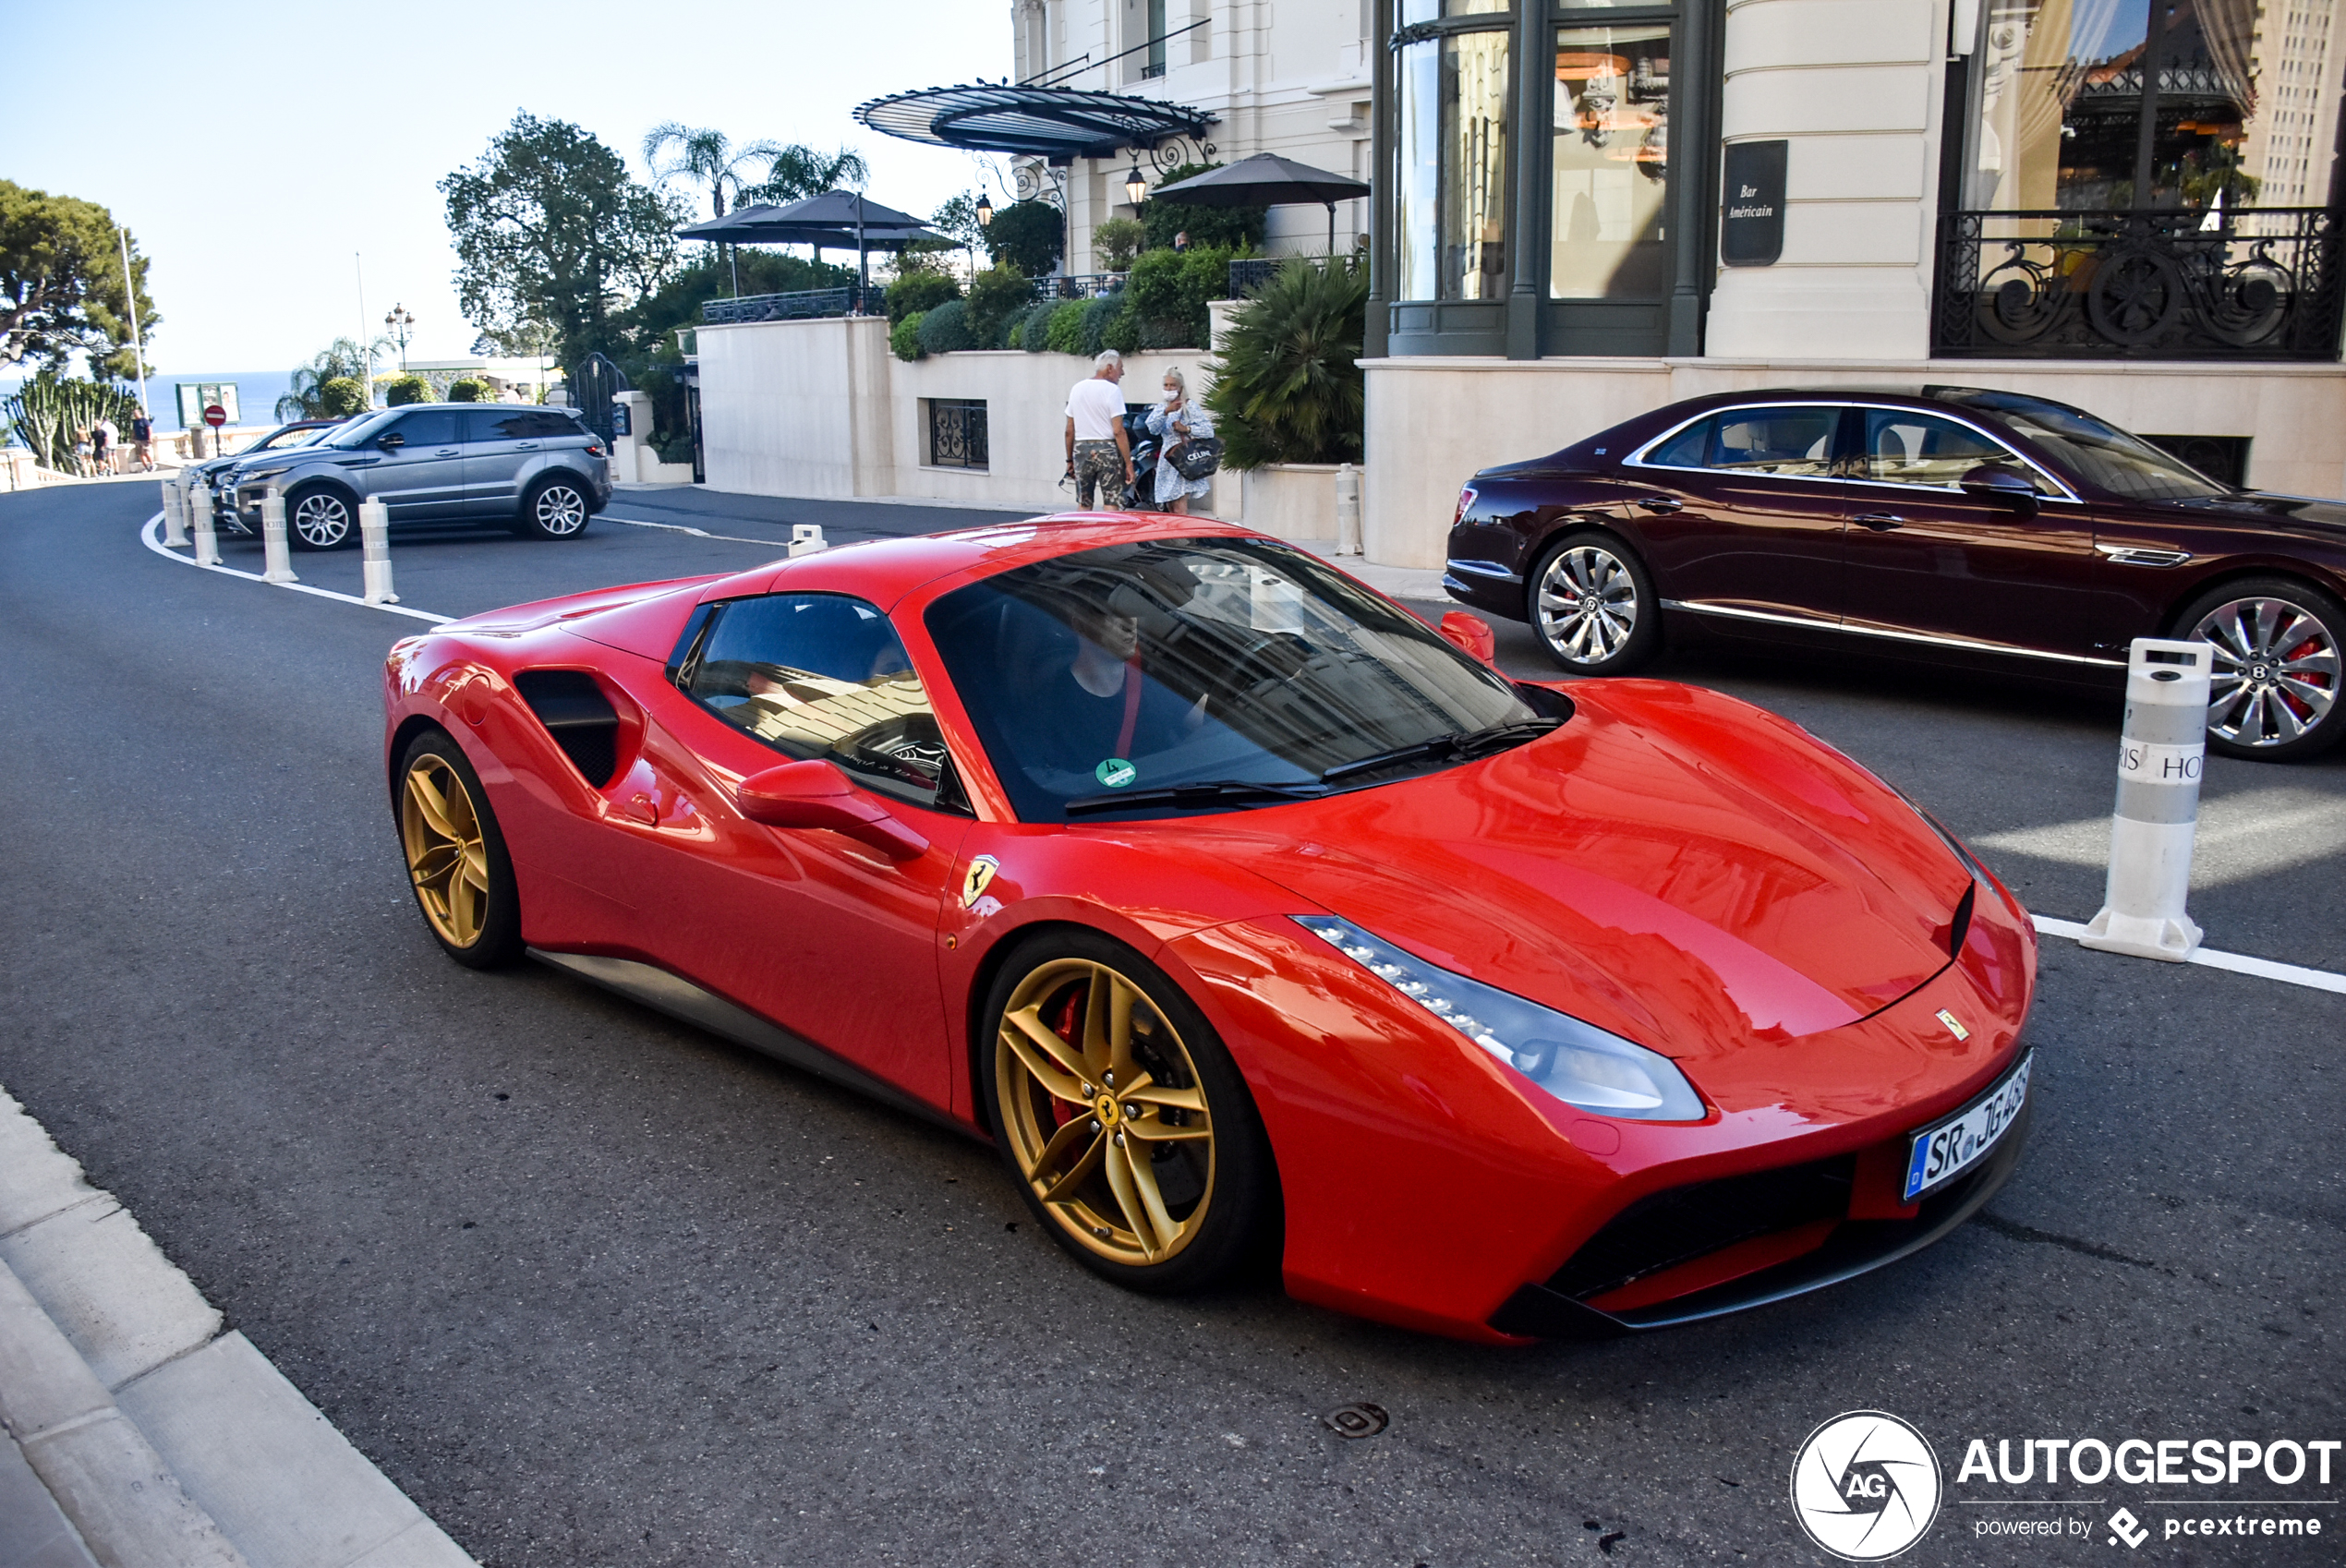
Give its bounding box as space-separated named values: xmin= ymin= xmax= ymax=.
xmin=1442 ymin=387 xmax=2346 ymax=760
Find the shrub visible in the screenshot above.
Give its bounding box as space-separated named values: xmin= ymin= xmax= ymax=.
xmin=1204 ymin=259 xmax=1366 ymax=469
xmin=319 ymin=376 xmax=370 ymax=416
xmin=446 ymin=377 xmax=493 ymax=403
xmin=1045 ymin=299 xmax=1089 ymax=354
xmin=1091 ymin=217 xmax=1145 ymax=271
xmin=384 ymin=375 xmax=431 ymax=406
xmin=1125 ymin=244 xmax=1232 ymax=348
xmin=1018 ymin=300 xmax=1060 ymax=353
xmin=984 ymin=199 xmax=1064 ymax=277
xmin=1101 ymin=305 xmax=1141 ymax=356
xmin=917 ymin=298 xmax=976 ymax=356
xmin=965 ymin=267 xmax=1035 ymax=348
xmin=891 ymin=312 xmax=927 ymax=361
xmin=1140 ymin=163 xmax=1267 ymax=252
xmin=885 ymin=271 xmax=960 ymax=325
xmin=1078 ymin=291 xmax=1125 ymax=357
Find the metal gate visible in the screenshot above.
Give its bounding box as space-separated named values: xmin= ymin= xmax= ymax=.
xmin=568 ymin=352 xmax=630 ymax=448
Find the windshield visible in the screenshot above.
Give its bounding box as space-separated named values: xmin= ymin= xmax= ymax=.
xmin=1937 ymin=391 xmax=2227 ymax=501
xmin=322 ymin=409 xmax=401 ymax=449
xmin=925 ymin=537 xmax=1550 ymax=822
xmin=256 ymin=422 xmax=334 ymax=452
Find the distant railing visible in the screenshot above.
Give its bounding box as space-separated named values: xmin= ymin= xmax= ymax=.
xmin=702 ymin=284 xmax=889 ymax=324
xmin=1036 ymin=273 xmax=1125 ymax=301
xmin=1227 ymin=255 xmax=1345 ymax=298
xmin=1933 ymin=207 xmax=2343 ymax=361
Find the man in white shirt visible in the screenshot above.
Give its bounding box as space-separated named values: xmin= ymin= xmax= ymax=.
xmin=1063 ymin=351 xmax=1133 ymax=509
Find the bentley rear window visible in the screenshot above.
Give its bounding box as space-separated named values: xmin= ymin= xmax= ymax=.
xmin=1646 ymin=407 xmax=1838 ymax=479
xmin=680 ymin=593 xmax=958 ymax=811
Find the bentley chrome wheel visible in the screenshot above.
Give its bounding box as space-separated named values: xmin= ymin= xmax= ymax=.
xmin=996 ymin=958 xmax=1215 ymax=1266
xmin=2193 ymin=592 xmax=2340 ymax=750
xmin=291 ymin=491 xmax=354 ymax=549
xmin=1535 ymin=542 xmax=1641 ymax=666
xmin=401 ymin=753 xmax=492 ymax=948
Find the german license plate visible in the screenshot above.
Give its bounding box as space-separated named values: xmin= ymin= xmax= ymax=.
xmin=1904 ymin=1053 xmax=2032 ymax=1202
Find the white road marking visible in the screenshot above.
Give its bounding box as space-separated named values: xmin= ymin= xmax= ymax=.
xmin=604 ymin=515 xmax=794 ymax=548
xmin=140 ymin=513 xmax=453 ymax=623
xmin=1977 ymin=787 xmax=2346 ymax=887
xmin=2032 ymin=914 xmax=2346 ymax=995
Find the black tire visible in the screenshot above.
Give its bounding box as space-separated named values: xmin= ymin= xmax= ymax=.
xmin=515 ymin=476 xmax=592 ymax=540
xmin=286 ymin=485 xmax=358 ymax=550
xmin=1526 ymin=529 xmax=1661 ymax=676
xmin=980 ymin=928 xmax=1276 ymax=1296
xmin=2173 ymin=575 xmax=2346 ymax=762
xmin=394 ymin=730 xmax=524 ymax=969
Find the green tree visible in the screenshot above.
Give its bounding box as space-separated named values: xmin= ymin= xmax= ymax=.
xmin=441 ymin=114 xmax=683 ymax=369
xmin=446 ymin=378 xmax=492 ymax=403
xmin=318 ymin=377 xmax=369 ymax=416
xmin=1140 ymin=163 xmax=1265 ymax=253
xmin=278 ymin=338 xmax=381 ymax=419
xmin=744 ymin=144 xmax=872 ymax=205
xmin=0 ymin=180 xmax=160 ymax=379
xmin=384 ymin=375 xmax=431 ymax=405
xmin=1204 ymin=259 xmax=1365 ymax=469
xmin=1091 ymin=217 xmax=1145 ymax=271
xmin=985 ymin=200 xmax=1064 ymax=277
xmin=964 ymin=267 xmax=1034 ymax=346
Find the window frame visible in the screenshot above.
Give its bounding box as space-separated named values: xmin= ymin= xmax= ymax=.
xmin=1624 ymin=400 xmax=2081 ymax=501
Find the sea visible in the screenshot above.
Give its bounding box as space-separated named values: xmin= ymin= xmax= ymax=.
xmin=0 ymin=368 xmax=299 ymax=433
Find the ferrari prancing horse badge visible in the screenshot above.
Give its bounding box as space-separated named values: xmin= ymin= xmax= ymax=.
xmin=960 ymin=855 xmax=1001 ymax=910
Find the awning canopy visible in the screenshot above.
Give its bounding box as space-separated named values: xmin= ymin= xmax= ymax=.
xmin=854 ymin=82 xmax=1215 ymax=162
xmin=676 ymin=192 xmax=942 ymax=247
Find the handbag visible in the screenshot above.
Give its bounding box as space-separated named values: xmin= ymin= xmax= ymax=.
xmin=1169 ymin=435 xmax=1223 ymax=482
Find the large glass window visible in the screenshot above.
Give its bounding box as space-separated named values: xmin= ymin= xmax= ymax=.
xmin=1965 ymin=0 xmax=2313 ymax=212
xmin=1397 ymin=26 xmax=1512 ymax=301
xmin=1551 ymin=23 xmax=1672 ymax=299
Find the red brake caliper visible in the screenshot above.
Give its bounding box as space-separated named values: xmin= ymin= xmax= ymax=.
xmin=1046 ymin=987 xmax=1084 ymax=1129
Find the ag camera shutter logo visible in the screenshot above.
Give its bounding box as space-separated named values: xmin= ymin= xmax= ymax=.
xmin=1790 ymin=1411 xmax=1943 ymax=1560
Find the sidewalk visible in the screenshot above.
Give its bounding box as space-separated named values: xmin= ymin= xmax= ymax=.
xmin=0 ymin=1088 xmax=474 ymax=1568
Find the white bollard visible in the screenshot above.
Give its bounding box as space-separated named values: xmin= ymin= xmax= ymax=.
xmin=1335 ymin=462 xmax=1362 ymax=556
xmin=789 ymin=524 xmax=827 ymax=557
xmin=2080 ymin=637 xmax=2212 ymax=962
xmin=162 ymin=477 xmax=188 ymax=547
xmin=360 ymin=498 xmax=398 ymax=604
xmin=260 ymin=488 xmax=298 ymax=585
xmin=188 ymin=482 xmax=222 ymax=566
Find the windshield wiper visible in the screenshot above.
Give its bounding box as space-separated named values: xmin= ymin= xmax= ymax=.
xmin=1064 ymin=778 xmax=1329 ymax=816
xmin=1319 ymin=718 xmax=1562 ymax=785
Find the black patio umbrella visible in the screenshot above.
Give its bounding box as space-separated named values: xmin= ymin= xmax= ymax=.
xmin=1146 ymin=152 xmax=1371 ymax=253
xmin=677 ymin=192 xmax=945 ymax=293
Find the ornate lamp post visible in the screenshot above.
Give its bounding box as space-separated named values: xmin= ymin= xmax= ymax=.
xmin=1123 ymin=163 xmax=1149 ymax=207
xmin=383 ymin=304 xmax=416 ymax=373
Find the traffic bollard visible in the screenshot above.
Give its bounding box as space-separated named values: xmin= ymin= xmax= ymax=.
xmin=2079 ymin=636 xmax=2212 ymax=962
xmin=188 ymin=483 xmax=222 ymax=566
xmin=260 ymin=488 xmax=298 ymax=585
xmin=790 ymin=524 xmax=827 ymax=557
xmin=1335 ymin=463 xmax=1362 ymax=556
xmin=162 ymin=477 xmax=188 ymax=547
xmin=360 ymin=498 xmax=398 ymax=604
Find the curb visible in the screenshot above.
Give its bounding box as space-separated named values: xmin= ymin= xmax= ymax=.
xmin=0 ymin=1088 xmax=476 ymax=1568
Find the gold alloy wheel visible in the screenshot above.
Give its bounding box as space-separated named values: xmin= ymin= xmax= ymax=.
xmin=997 ymin=959 xmax=1215 ymax=1266
xmin=401 ymin=754 xmax=493 ymax=948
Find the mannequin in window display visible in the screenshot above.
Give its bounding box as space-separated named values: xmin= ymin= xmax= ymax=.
xmin=1551 ymin=31 xmax=1670 ymax=300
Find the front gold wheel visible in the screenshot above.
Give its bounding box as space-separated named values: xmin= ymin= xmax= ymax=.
xmin=996 ymin=957 xmax=1217 ymax=1267
xmin=395 ymin=734 xmax=521 ymax=968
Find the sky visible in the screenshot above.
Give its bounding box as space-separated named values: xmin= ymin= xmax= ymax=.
xmin=2 ymin=0 xmax=1010 ymax=377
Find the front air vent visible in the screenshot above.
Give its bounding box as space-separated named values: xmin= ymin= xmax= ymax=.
xmin=514 ymin=669 xmax=619 ymax=787
xmin=1547 ymin=1155 xmax=1856 ymax=1301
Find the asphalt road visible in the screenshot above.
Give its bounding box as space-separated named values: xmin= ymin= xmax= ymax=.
xmin=2 ymin=480 xmax=2340 ymax=1568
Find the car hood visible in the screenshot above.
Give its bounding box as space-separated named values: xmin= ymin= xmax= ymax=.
xmin=1175 ymin=681 xmax=1971 ymax=1064
xmin=2139 ymin=489 xmax=2346 ymax=534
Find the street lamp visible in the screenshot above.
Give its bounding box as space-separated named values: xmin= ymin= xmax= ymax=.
xmin=1123 ymin=163 xmax=1149 ymax=206
xmin=974 ymin=193 xmax=993 ymax=227
xmin=383 ymin=304 xmax=415 ymax=372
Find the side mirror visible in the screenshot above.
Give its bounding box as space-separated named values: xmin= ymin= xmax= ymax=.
xmin=736 ymin=758 xmax=928 ymax=861
xmin=378 ymin=431 xmax=406 ymax=449
xmin=1438 ymin=611 xmax=1497 ymax=666
xmin=1957 ymin=464 xmax=2040 ymax=517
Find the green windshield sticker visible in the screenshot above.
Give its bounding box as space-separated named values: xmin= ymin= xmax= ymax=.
xmin=1094 ymin=758 xmax=1136 ymax=789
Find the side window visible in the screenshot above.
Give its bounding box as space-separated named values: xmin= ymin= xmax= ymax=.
xmin=393 ymin=409 xmax=461 ymax=448
xmin=680 ymin=593 xmax=960 ymax=811
xmin=1862 ymin=410 xmax=2046 ymax=491
xmin=1642 ymin=416 xmax=1712 ymax=470
xmin=1707 ymin=407 xmax=1839 ymax=479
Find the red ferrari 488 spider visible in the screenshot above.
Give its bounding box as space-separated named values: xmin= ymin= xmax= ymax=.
xmin=383 ymin=514 xmax=2037 ymax=1343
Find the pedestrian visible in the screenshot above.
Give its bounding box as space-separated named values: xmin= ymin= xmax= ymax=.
xmin=92 ymin=414 xmax=119 ymax=476
xmin=72 ymin=427 xmax=94 ymax=476
xmin=1063 ymin=350 xmax=1134 ymax=510
xmin=1145 ymin=367 xmax=1215 ymax=515
xmin=1172 ymin=230 xmax=1191 ymax=254
xmin=129 ymin=408 xmax=154 ymax=472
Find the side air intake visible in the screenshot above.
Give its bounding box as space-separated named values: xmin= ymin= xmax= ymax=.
xmin=514 ymin=670 xmax=619 ymax=788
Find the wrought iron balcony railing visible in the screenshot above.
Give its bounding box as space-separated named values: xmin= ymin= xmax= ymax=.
xmin=925 ymin=398 xmax=989 ymax=469
xmin=702 ymin=283 xmax=889 ymax=324
xmin=1933 ymin=207 xmax=2342 ymax=361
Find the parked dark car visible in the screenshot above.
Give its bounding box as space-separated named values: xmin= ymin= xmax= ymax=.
xmin=1444 ymin=387 xmax=2346 ymax=760
xmin=223 ymin=404 xmax=611 ymax=550
xmin=188 ymin=418 xmax=344 ymax=534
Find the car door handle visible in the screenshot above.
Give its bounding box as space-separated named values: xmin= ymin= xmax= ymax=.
xmin=1637 ymin=497 xmax=1683 ymax=513
xmin=1855 ymin=513 xmax=1905 ymax=531
xmin=434 ymin=447 xmax=460 ymax=457
xmin=514 ymin=441 xmax=538 ymax=450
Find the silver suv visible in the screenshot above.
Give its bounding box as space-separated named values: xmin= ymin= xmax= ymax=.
xmin=225 ymin=404 xmax=612 ymax=549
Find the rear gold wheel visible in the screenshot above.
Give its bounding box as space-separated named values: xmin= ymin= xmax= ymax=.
xmin=396 ymin=732 xmax=522 ymax=968
xmin=983 ymin=932 xmax=1274 ymax=1292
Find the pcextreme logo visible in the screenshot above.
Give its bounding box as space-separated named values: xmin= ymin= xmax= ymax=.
xmin=1791 ymin=1411 xmax=1943 ymax=1561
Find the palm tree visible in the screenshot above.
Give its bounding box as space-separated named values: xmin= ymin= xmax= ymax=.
xmin=745 ymin=144 xmax=871 ymax=205
xmin=643 ymin=124 xmax=786 ymax=297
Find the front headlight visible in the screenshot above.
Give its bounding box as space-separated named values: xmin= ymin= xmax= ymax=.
xmin=1294 ymin=916 xmax=1707 ymax=1121
xmin=239 ymin=463 xmax=293 ymax=483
